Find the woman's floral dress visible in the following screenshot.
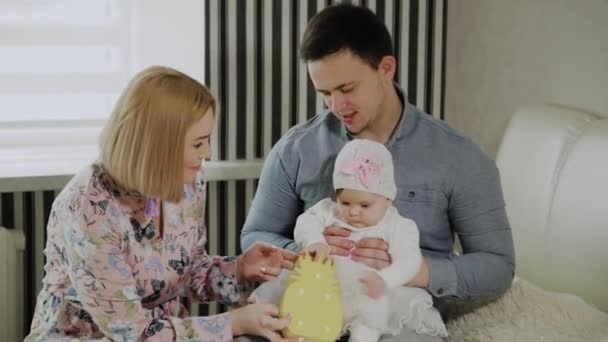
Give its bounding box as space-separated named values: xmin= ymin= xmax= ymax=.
xmin=25 ymin=164 xmax=249 ymax=341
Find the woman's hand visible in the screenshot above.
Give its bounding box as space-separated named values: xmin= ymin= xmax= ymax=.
xmin=231 ymin=303 xmax=301 ymax=341
xmin=238 ymin=243 xmax=298 ymax=283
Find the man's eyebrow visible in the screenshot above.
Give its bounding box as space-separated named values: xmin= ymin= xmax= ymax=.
xmin=317 ymin=82 xmax=354 ymax=93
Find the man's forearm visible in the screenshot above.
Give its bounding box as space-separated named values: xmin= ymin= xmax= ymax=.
xmin=426 ymin=251 xmax=514 ymax=300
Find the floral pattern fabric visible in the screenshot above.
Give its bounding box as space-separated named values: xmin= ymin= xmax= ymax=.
xmin=25 ymin=164 xmax=247 ymax=341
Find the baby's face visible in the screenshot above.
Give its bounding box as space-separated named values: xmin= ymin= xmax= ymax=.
xmin=336 ymin=189 xmax=391 ymax=228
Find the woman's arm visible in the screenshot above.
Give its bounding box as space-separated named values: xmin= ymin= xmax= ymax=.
xmin=187 ymin=231 xmax=255 ymax=306
xmin=64 ymin=199 xmax=234 ymax=341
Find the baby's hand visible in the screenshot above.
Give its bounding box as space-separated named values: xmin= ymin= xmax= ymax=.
xmin=305 ymin=242 xmax=330 ymax=262
xmin=359 ymin=271 xmax=386 ymax=299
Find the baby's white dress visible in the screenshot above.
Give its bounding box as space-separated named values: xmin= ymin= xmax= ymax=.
xmin=252 ymin=198 xmax=448 ymax=340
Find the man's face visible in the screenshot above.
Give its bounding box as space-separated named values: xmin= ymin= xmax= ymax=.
xmin=308 ymin=49 xmax=393 ymax=136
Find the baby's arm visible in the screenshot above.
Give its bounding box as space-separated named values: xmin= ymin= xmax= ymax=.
xmin=359 ymin=271 xmax=386 ymax=299
xmin=293 ymin=198 xmax=335 ymax=251
xmin=377 ymin=215 xmax=422 ymax=289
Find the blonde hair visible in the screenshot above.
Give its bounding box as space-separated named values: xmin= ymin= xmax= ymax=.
xmin=100 ymin=66 xmax=216 ymax=202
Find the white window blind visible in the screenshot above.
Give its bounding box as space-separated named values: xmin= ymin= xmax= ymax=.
xmin=0 ymin=0 xmax=130 ymax=150
xmin=0 ymin=0 xmax=206 ymax=180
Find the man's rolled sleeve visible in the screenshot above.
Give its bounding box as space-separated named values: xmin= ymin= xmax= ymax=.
xmin=427 ymin=257 xmax=459 ymax=298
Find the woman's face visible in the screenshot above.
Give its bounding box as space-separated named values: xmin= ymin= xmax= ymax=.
xmin=183 ymin=108 xmax=214 ymax=184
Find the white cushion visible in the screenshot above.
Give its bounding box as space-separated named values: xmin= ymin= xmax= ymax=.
xmin=496 ymin=105 xmax=608 ymax=312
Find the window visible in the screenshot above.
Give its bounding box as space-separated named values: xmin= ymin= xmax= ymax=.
xmin=0 ymin=0 xmax=129 ymax=150
xmin=0 ymin=0 xmax=205 ymax=178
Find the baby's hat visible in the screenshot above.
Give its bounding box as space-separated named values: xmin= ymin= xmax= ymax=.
xmin=333 ymin=139 xmax=396 ymax=200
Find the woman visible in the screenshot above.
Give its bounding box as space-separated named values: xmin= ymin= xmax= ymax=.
xmin=25 ymin=66 xmax=299 ymax=341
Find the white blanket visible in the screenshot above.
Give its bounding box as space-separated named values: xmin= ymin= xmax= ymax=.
xmin=445 ymin=278 xmax=608 ymax=341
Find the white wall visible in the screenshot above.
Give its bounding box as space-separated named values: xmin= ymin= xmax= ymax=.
xmin=445 ymin=0 xmax=608 ymax=157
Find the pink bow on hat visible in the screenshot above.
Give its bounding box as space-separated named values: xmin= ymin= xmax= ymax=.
xmin=341 ymin=153 xmax=381 ymax=188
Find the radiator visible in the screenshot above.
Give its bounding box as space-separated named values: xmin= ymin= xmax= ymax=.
xmin=0 ymin=227 xmax=26 ymax=342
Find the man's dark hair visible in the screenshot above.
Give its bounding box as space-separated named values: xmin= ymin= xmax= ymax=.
xmin=300 ymin=3 xmax=393 ymax=69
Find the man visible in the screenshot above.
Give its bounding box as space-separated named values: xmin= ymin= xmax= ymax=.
xmin=240 ymin=3 xmax=514 ymax=341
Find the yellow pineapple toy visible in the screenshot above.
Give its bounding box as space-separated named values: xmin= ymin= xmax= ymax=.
xmin=280 ymin=253 xmax=344 ymax=341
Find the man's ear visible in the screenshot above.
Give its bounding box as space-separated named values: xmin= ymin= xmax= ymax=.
xmin=378 ymin=55 xmax=397 ymax=81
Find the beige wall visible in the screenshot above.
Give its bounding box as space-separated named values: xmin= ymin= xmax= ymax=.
xmin=445 ymin=0 xmax=608 ymax=158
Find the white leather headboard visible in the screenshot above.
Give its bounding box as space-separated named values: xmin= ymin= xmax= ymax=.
xmin=496 ymin=105 xmax=608 ymax=312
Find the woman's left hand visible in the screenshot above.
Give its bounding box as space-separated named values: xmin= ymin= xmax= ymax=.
xmin=237 ymin=243 xmax=298 ymax=283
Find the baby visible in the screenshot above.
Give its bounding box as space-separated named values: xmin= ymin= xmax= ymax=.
xmin=254 ymin=139 xmax=447 ymax=341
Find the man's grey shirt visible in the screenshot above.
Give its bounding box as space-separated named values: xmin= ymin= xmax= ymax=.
xmin=241 ymin=88 xmax=515 ymax=300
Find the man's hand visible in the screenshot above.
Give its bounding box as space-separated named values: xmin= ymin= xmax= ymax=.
xmin=351 ymin=237 xmax=391 ymax=270
xmin=322 ymin=226 xmax=355 ymax=256
xmin=324 ymin=227 xmax=430 ymax=288
xmin=323 ymin=226 xmax=392 ymax=270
